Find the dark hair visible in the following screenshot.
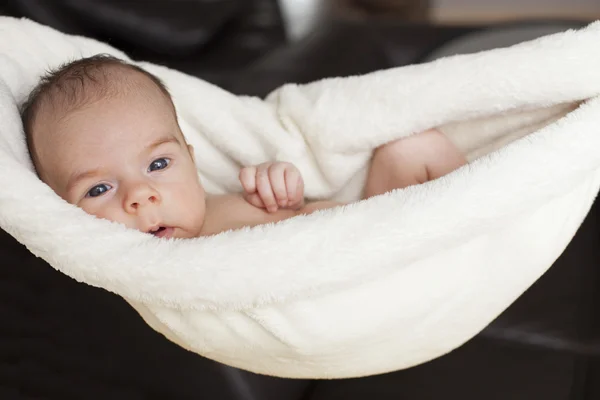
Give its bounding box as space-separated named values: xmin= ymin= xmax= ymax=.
xmin=20 ymin=54 xmax=173 ymax=173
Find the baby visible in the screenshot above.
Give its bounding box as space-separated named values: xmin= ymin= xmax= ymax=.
xmin=21 ymin=55 xmax=466 ymax=239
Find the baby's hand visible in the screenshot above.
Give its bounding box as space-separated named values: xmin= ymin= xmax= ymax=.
xmin=239 ymin=162 xmax=304 ymax=213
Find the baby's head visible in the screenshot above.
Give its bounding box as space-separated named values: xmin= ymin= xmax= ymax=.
xmin=21 ymin=54 xmax=206 ymax=239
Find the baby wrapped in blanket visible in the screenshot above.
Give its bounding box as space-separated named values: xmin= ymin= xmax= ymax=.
xmin=22 ymin=54 xmax=467 ymax=237
xmin=6 ymin=17 xmax=600 ymax=379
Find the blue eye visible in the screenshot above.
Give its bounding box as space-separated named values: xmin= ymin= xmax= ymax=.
xmin=148 ymin=158 xmax=170 ymax=172
xmin=86 ymin=183 xmax=112 ymax=198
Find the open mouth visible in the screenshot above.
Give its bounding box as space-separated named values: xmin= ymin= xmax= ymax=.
xmin=148 ymin=226 xmax=174 ymax=238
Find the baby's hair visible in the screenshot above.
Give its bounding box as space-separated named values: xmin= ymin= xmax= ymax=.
xmin=20 ymin=54 xmax=173 ymax=173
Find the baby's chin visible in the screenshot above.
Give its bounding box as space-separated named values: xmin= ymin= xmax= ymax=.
xmin=145 ymin=226 xmax=197 ymax=240
xmin=155 ymin=222 xmax=206 ymax=239
xmin=171 ymin=227 xmax=202 ymax=239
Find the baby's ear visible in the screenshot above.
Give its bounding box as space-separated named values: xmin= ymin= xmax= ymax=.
xmin=187 ymin=144 xmax=196 ymax=163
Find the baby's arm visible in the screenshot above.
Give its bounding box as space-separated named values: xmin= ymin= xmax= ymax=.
xmin=364 ymin=128 xmax=467 ymax=197
xmin=239 ymin=129 xmax=465 ymax=214
xmin=412 ymin=128 xmax=467 ymax=182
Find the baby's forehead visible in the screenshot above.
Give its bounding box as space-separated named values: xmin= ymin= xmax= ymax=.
xmin=34 ymin=68 xmax=169 ymax=127
xmin=34 ymin=92 xmax=182 ymax=178
xmin=51 ymin=66 xmax=158 ymax=107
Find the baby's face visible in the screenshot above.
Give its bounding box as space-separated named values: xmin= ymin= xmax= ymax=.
xmin=32 ymin=76 xmax=206 ymax=239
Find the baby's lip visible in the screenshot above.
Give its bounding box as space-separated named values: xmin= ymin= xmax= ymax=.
xmin=147 ymin=226 xmax=175 ymax=239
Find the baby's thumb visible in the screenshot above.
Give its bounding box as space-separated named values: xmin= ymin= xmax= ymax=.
xmin=239 ymin=166 xmax=258 ymax=194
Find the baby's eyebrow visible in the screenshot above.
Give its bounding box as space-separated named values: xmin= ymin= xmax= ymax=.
xmin=66 ymin=168 xmax=102 ymax=192
xmin=145 ymin=135 xmax=180 ymax=152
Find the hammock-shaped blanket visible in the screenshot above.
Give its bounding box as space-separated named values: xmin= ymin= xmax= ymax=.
xmin=2 ymin=17 xmax=600 ymax=379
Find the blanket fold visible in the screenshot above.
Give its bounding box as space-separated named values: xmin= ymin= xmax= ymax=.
xmin=2 ymin=17 xmax=600 ymax=378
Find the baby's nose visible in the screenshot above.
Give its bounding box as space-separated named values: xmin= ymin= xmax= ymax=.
xmin=124 ymin=185 xmax=161 ymax=214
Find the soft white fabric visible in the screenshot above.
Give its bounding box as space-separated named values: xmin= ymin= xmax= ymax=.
xmin=1 ymin=16 xmax=600 ymax=378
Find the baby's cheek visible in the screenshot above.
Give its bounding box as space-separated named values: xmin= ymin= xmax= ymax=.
xmin=179 ymin=182 xmax=204 ymax=209
xmin=79 ymin=202 xmax=104 ymax=219
xmin=82 ymin=200 xmax=133 ymax=228
xmin=94 ymin=207 xmax=114 ymax=222
xmin=174 ymin=181 xmax=206 ymax=227
xmin=173 ymin=172 xmax=204 ymax=197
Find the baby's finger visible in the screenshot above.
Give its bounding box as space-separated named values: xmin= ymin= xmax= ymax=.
xmin=239 ymin=166 xmax=257 ymax=194
xmin=256 ymin=164 xmax=278 ymax=213
xmin=285 ymin=167 xmax=304 ymax=205
xmin=268 ymin=163 xmax=289 ymax=207
xmin=244 ymin=192 xmax=265 ymax=209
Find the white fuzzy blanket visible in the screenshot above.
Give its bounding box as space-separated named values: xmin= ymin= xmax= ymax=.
xmin=2 ymin=17 xmax=600 ymax=379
